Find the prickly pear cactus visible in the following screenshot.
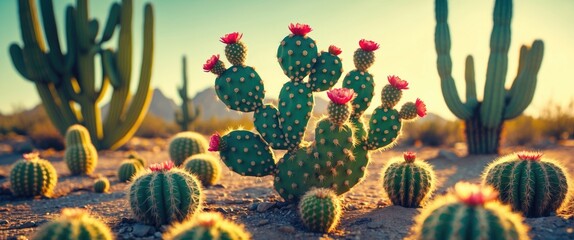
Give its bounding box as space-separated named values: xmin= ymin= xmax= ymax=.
xmin=168 ymin=131 xmax=209 ymax=166
xmin=10 ymin=153 xmax=58 ymax=197
xmin=183 ymin=153 xmax=221 ymax=186
xmin=64 ymin=124 xmax=98 ymax=175
xmin=118 ymin=159 xmax=145 ymax=182
xmin=94 ymin=177 xmax=110 ymax=193
xmin=32 ymin=208 xmax=113 ymax=240
xmin=298 ymin=188 xmax=342 ymax=233
xmin=205 ymin=23 xmax=426 ymax=201
xmin=164 ymin=212 xmax=251 ymax=240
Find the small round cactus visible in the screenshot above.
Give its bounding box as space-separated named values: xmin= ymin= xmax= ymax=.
xmin=381 ymin=152 xmax=436 ymax=208
xmin=277 ymin=23 xmax=318 ymax=81
xmin=126 ymin=151 xmax=146 ymax=167
xmin=128 ymin=161 xmax=203 ymax=226
xmin=221 ymin=32 xmax=247 ymax=66
xmin=183 ymin=153 xmax=222 ymax=187
xmin=353 ymin=39 xmax=379 ymax=72
xmin=164 ymin=212 xmax=251 ymax=240
xmin=482 ymin=151 xmax=571 ymax=217
xmin=326 ymin=88 xmax=356 ymax=125
xmin=94 ymin=177 xmax=110 ymax=193
xmin=32 ymin=208 xmax=113 ymax=240
xmin=118 ymin=159 xmax=145 ymax=182
xmin=168 ymin=131 xmax=209 ymax=166
xmin=412 ymin=182 xmax=529 ymax=240
xmin=298 ymin=188 xmax=342 ymax=233
xmin=64 ymin=124 xmax=98 ymax=175
xmin=10 ymin=153 xmax=58 ymax=197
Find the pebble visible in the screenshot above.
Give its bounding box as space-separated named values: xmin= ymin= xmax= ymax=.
xmin=154 ymin=232 xmax=162 ymax=238
xmin=249 ymin=203 xmax=259 ymax=211
xmin=132 ymin=223 xmax=154 ymax=237
xmin=257 ymin=202 xmax=275 ymax=212
xmin=346 ymin=204 xmax=358 ymax=211
xmin=18 ymin=221 xmax=37 ymax=229
xmin=216 ymin=207 xmax=228 ymax=213
xmin=0 ymin=219 xmax=9 ymax=225
xmin=278 ymin=225 xmax=296 ymax=233
xmin=367 ymin=220 xmax=384 ymax=229
xmin=256 ymin=219 xmax=270 ymax=226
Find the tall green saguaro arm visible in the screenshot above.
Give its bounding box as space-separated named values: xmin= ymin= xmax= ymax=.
xmin=176 ymin=56 xmax=200 ymax=131
xmin=435 ymin=0 xmax=544 ymax=154
xmin=10 ymin=0 xmax=154 ymax=150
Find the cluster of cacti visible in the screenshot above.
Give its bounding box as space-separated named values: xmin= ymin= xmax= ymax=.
xmin=128 ymin=161 xmax=203 ymax=226
xmin=435 ymin=0 xmax=544 ymax=154
xmin=183 ymin=153 xmax=221 ymax=186
xmin=169 ymin=131 xmax=209 ymax=166
xmin=482 ymin=151 xmax=571 ymax=217
xmin=164 ymin=212 xmax=251 ymax=240
xmin=176 ymin=56 xmax=201 ymax=131
xmin=118 ymin=153 xmax=146 ymax=182
xmin=9 ymin=0 xmax=154 ymax=150
xmin=32 ymin=208 xmax=113 ymax=240
xmin=382 ymin=152 xmax=436 ymax=208
xmin=94 ymin=177 xmax=110 ymax=193
xmin=64 ymin=125 xmax=98 ymax=175
xmin=412 ymin=182 xmax=529 ymax=240
xmin=9 ymin=152 xmax=58 ymax=197
xmin=127 ymin=151 xmax=146 ymax=167
xmin=205 ymin=23 xmax=426 ymax=201
xmin=298 ymin=188 xmax=342 ymax=233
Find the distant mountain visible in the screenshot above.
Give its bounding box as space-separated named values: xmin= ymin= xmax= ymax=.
xmin=101 ymin=88 xmax=178 ymax=121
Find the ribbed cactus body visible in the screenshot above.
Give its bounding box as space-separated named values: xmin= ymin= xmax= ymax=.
xmin=164 ymin=212 xmax=250 ymax=240
xmin=127 ymin=152 xmax=146 ymax=168
xmin=382 ymin=153 xmax=436 ymax=208
xmin=253 ymin=104 xmax=288 ymax=150
xmin=214 ymin=65 xmax=264 ymax=112
xmin=218 ymin=130 xmax=276 ymax=177
xmin=277 ymin=34 xmax=318 ymax=81
xmin=183 ymin=153 xmax=221 ymax=186
xmin=225 ymin=42 xmax=247 ymax=66
xmin=128 ymin=168 xmax=203 ymax=226
xmin=367 ymin=107 xmax=402 ymax=150
xmin=381 ymin=85 xmax=402 ymax=108
xmin=32 ymin=208 xmax=113 ymax=240
xmin=353 ymin=49 xmax=375 ymax=72
xmin=327 ymin=102 xmax=351 ymax=125
xmin=94 ymin=177 xmax=110 ymax=193
xmin=168 ymin=131 xmax=208 ymax=166
xmin=309 ymin=51 xmax=343 ymax=92
xmin=118 ymin=160 xmax=144 ymax=182
xmin=10 ymin=154 xmax=57 ymax=197
xmin=64 ymin=125 xmax=98 ymax=175
xmin=482 ymin=152 xmax=570 ymax=217
xmin=278 ymin=81 xmax=313 ymax=147
xmin=342 ymin=70 xmax=375 ymax=118
xmin=298 ymin=188 xmax=342 ymax=233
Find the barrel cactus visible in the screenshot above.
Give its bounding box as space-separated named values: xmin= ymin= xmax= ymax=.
xmin=205 ymin=23 xmax=427 ymax=201
xmin=164 ymin=212 xmax=251 ymax=240
xmin=412 ymin=182 xmax=529 ymax=240
xmin=127 ymin=151 xmax=146 ymax=167
xmin=64 ymin=124 xmax=98 ymax=175
xmin=118 ymin=159 xmax=145 ymax=182
xmin=381 ymin=152 xmax=436 ymax=208
xmin=94 ymin=177 xmax=110 ymax=193
xmin=32 ymin=208 xmax=113 ymax=240
xmin=183 ymin=153 xmax=221 ymax=187
xmin=482 ymin=151 xmax=571 ymax=217
xmin=168 ymin=131 xmax=209 ymax=166
xmin=10 ymin=152 xmax=58 ymax=198
xmin=298 ymin=188 xmax=342 ymax=233
xmin=128 ymin=161 xmax=203 ymax=226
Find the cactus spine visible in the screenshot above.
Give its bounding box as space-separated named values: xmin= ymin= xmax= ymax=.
xmin=176 ymin=56 xmax=200 ymax=131
xmin=435 ymin=0 xmax=544 ymax=154
xmin=412 ymin=182 xmax=529 ymax=240
xmin=128 ymin=161 xmax=203 ymax=226
xmin=382 ymin=152 xmax=436 ymax=208
xmin=298 ymin=188 xmax=342 ymax=233
xmin=168 ymin=131 xmax=209 ymax=166
xmin=118 ymin=159 xmax=145 ymax=182
xmin=10 ymin=0 xmax=155 ymax=150
xmin=10 ymin=153 xmax=58 ymax=197
xmin=183 ymin=153 xmax=221 ymax=187
xmin=482 ymin=151 xmax=571 ymax=217
xmin=32 ymin=208 xmax=113 ymax=240
xmin=94 ymin=177 xmax=110 ymax=193
xmin=64 ymin=124 xmax=98 ymax=175
xmin=164 ymin=212 xmax=251 ymax=240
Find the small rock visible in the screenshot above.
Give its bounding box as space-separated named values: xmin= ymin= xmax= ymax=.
xmin=154 ymin=232 xmax=162 ymax=238
xmin=216 ymin=207 xmax=228 ymax=213
xmin=367 ymin=220 xmax=384 ymax=229
xmin=132 ymin=223 xmax=154 ymax=237
xmin=0 ymin=219 xmax=9 ymax=225
xmin=212 ymin=184 xmax=226 ymax=189
xmin=438 ymin=149 xmax=458 ymax=161
xmin=118 ymin=227 xmax=128 ymax=233
xmin=0 ymin=207 xmax=10 ymax=212
xmin=256 ymin=219 xmax=270 ymax=226
xmin=18 ymin=221 xmax=37 ymax=229
xmin=160 ymin=225 xmax=169 ymax=232
xmin=249 ymin=203 xmax=259 ymax=211
xmin=257 ymin=202 xmax=275 ymax=212
xmin=278 ymin=225 xmax=296 ymax=233
xmin=346 ymin=204 xmax=358 ymax=211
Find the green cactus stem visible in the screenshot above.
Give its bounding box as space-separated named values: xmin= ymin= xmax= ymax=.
xmin=94 ymin=177 xmax=110 ymax=193
xmin=298 ymin=188 xmax=342 ymax=233
xmin=168 ymin=131 xmax=208 ymax=166
xmin=176 ymin=56 xmax=200 ymax=131
xmin=32 ymin=208 xmax=113 ymax=240
xmin=183 ymin=153 xmax=221 ymax=187
xmin=482 ymin=151 xmax=571 ymax=217
xmin=10 ymin=0 xmax=155 ymax=150
xmin=382 ymin=152 xmax=436 ymax=208
xmin=126 ymin=151 xmax=146 ymax=167
xmin=309 ymin=45 xmax=343 ymax=92
xmin=118 ymin=159 xmax=144 ymax=182
xmin=64 ymin=124 xmax=98 ymax=175
xmin=277 ymin=23 xmax=318 ymax=81
xmin=221 ymin=32 xmax=248 ymax=66
xmin=435 ymin=0 xmax=544 ymax=154
xmin=164 ymin=212 xmax=251 ymax=240
xmin=10 ymin=152 xmax=58 ymax=197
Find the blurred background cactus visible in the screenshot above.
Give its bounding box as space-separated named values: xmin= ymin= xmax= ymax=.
xmin=175 ymin=56 xmax=200 ymax=131
xmin=9 ymin=0 xmax=154 ymax=150
xmin=435 ymin=0 xmax=544 ymax=154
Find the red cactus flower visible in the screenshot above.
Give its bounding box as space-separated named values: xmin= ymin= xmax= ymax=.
xmin=454 ymin=182 xmax=498 ymax=206
xmin=358 ymin=39 xmax=379 ymax=52
xmin=220 ymin=32 xmax=243 ymax=44
xmin=403 ymin=152 xmax=416 ymax=163
xmin=149 ymin=161 xmax=174 ymax=172
xmin=517 ymin=151 xmax=543 ymax=161
xmin=416 ymin=98 xmax=427 ymax=117
xmin=328 ymin=45 xmax=342 ymax=56
xmin=387 ymin=75 xmax=409 ymax=90
xmin=288 ymin=23 xmax=312 ymax=36
xmin=209 ymin=133 xmax=221 ymax=152
xmin=23 ymin=152 xmax=39 ymax=161
xmin=327 ymin=88 xmax=356 ymax=105
xmin=203 ymin=55 xmax=220 ymax=72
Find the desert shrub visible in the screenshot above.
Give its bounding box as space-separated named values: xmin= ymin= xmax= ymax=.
xmin=503 ymin=115 xmax=543 ymax=146
xmin=28 ymin=120 xmax=64 ymax=150
xmin=402 ymin=116 xmax=463 ymax=147
xmin=135 ymin=113 xmax=179 ymax=138
xmin=540 ymin=99 xmax=574 ymax=141
xmin=191 ymin=116 xmax=255 ymax=135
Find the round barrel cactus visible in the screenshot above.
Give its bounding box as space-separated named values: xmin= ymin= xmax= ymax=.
xmin=168 ymin=131 xmax=209 ymax=166
xmin=298 ymin=188 xmax=342 ymax=233
xmin=164 ymin=212 xmax=250 ymax=240
xmin=64 ymin=124 xmax=98 ymax=175
xmin=118 ymin=159 xmax=145 ymax=182
xmin=32 ymin=208 xmax=113 ymax=240
xmin=183 ymin=153 xmax=222 ymax=186
xmin=10 ymin=153 xmax=58 ymax=197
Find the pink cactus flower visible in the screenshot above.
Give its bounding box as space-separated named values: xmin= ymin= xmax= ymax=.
xmin=454 ymin=182 xmax=499 ymax=206
xmin=23 ymin=152 xmax=39 ymax=161
xmin=328 ymin=45 xmax=342 ymax=56
xmin=327 ymin=88 xmax=356 ymax=105
xmin=288 ymin=23 xmax=312 ymax=36
xmin=403 ymin=152 xmax=416 ymax=163
xmin=209 ymin=133 xmax=221 ymax=151
xmin=220 ymin=32 xmax=243 ymax=44
xmin=359 ymin=39 xmax=379 ymax=52
xmin=149 ymin=161 xmax=175 ymax=172
xmin=416 ymin=98 xmax=427 ymax=117
xmin=387 ymin=75 xmax=409 ymax=90
xmin=203 ymin=55 xmax=220 ymax=72
xmin=517 ymin=151 xmax=543 ymax=161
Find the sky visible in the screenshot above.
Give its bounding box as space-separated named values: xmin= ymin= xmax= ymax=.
xmin=0 ymin=0 xmax=573 ymax=120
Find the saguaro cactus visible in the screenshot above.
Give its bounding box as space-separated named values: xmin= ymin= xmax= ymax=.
xmin=10 ymin=0 xmax=154 ymax=150
xmin=435 ymin=0 xmax=544 ymax=154
xmin=206 ymin=23 xmax=426 ymax=201
xmin=176 ymin=56 xmax=201 ymax=131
